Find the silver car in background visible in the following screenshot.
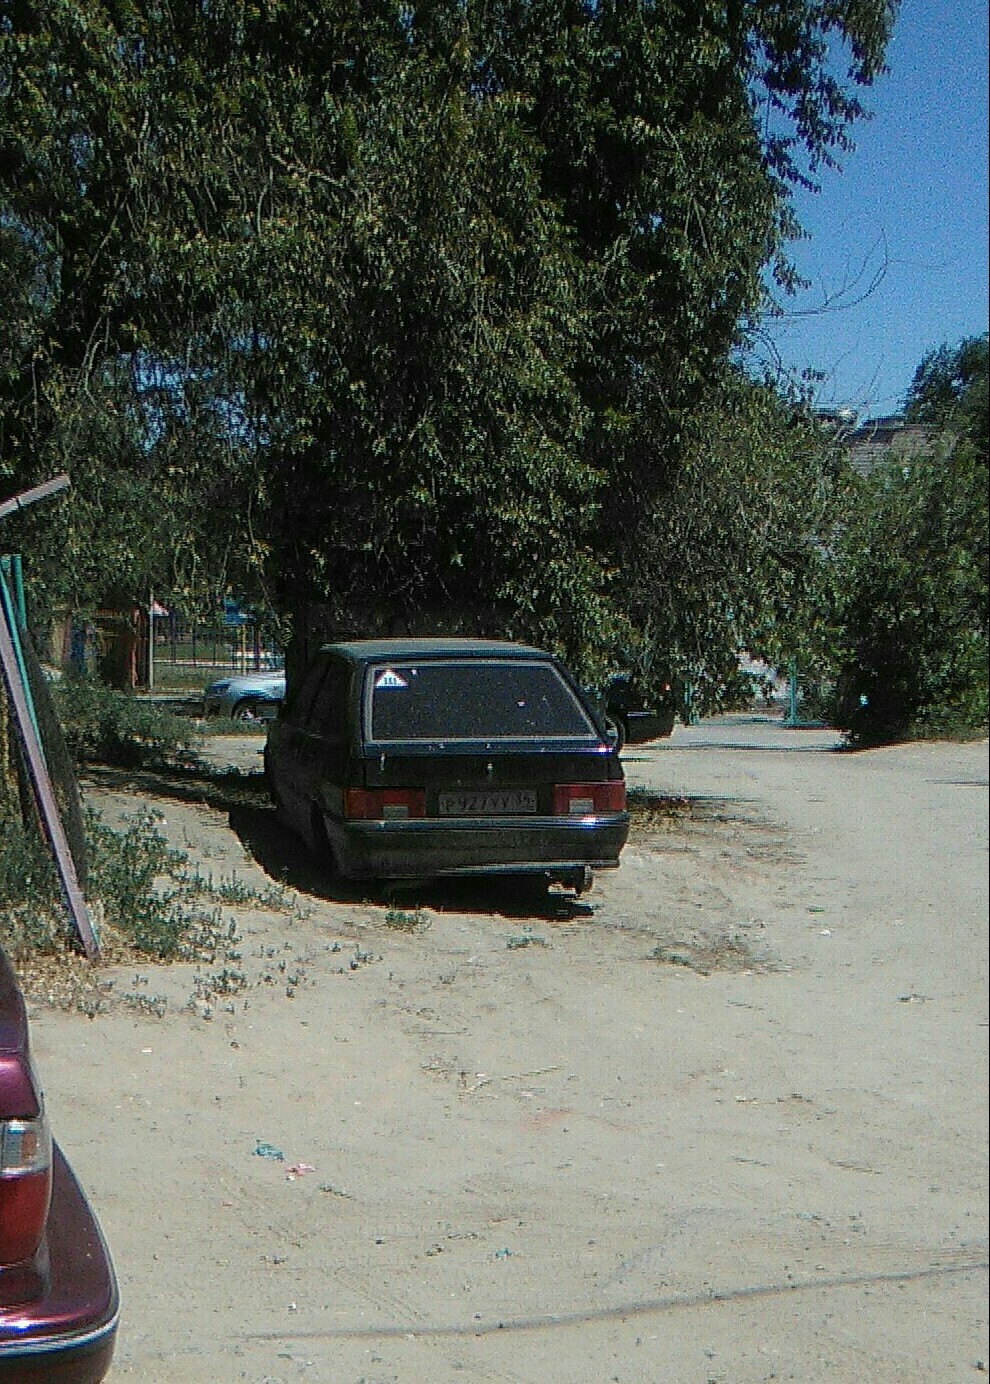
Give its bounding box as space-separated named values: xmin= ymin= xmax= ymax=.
xmin=203 ymin=670 xmax=285 ymax=721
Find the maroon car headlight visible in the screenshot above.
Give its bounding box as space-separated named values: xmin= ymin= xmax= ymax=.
xmin=0 ymin=1109 xmax=53 ymax=1265
xmin=552 ymin=781 xmax=626 ymax=816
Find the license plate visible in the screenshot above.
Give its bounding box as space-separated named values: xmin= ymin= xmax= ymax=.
xmin=438 ymin=789 xmax=537 ymax=817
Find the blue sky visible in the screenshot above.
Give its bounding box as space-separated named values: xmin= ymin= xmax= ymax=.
xmin=761 ymin=0 xmax=989 ymax=419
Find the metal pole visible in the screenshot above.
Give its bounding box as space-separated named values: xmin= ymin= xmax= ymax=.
xmin=0 ymin=474 xmax=101 ymax=959
xmin=10 ymin=554 xmax=27 ymax=629
xmin=148 ymin=594 xmax=155 ymax=690
xmin=0 ymin=567 xmax=42 ymax=748
xmin=0 ymin=592 xmax=100 ymax=960
xmin=785 ymin=659 xmax=800 ymax=727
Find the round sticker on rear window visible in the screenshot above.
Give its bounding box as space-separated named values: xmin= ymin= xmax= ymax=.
xmin=375 ymin=669 xmax=408 ymax=689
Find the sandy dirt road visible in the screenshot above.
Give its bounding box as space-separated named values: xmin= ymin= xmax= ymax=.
xmin=28 ymin=716 xmax=988 ymax=1383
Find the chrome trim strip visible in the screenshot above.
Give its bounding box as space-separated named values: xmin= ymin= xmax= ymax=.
xmin=0 ymin=1307 xmax=119 ymax=1358
xmin=345 ymin=813 xmax=628 ymax=833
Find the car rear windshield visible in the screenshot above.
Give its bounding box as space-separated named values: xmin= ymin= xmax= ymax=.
xmin=366 ymin=659 xmax=598 ymax=742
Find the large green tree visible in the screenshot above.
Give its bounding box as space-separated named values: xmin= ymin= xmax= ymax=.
xmin=905 ymin=333 xmax=989 ymax=450
xmin=623 ymin=365 xmax=845 ymax=704
xmin=828 ymin=334 xmax=989 ymax=741
xmin=1 ymin=0 xmax=896 ymax=678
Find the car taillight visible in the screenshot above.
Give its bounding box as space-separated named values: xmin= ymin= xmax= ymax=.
xmin=552 ymin=781 xmax=626 ymax=816
xmin=344 ymin=788 xmax=426 ymax=820
xmin=0 ymin=1112 xmax=53 ymax=1265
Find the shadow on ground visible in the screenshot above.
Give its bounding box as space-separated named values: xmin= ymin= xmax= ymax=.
xmin=82 ymin=760 xmax=752 ymax=922
xmin=225 ymin=797 xmax=596 ymax=922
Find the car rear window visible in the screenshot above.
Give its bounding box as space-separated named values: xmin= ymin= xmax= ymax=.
xmin=366 ymin=659 xmax=597 ymax=742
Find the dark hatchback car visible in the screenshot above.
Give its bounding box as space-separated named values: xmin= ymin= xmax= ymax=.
xmin=602 ymin=674 xmax=677 ymax=749
xmin=264 ymin=638 xmax=629 ymax=892
xmin=0 ymin=950 xmax=118 ymax=1383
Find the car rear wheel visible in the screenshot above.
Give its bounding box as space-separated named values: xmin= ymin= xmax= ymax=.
xmin=309 ymin=807 xmax=343 ymax=879
xmin=265 ymin=762 xmax=293 ymax=831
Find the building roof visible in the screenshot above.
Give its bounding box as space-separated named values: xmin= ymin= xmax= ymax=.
xmin=843 ymin=416 xmax=944 ymax=477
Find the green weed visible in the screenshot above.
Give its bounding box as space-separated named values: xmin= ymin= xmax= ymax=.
xmin=507 ymin=930 xmax=547 ymax=949
xmin=383 ymin=906 xmax=429 ymax=932
xmin=186 ymin=868 xmax=295 ymax=913
xmin=83 ymin=807 xmax=198 ymax=957
xmin=0 ymin=803 xmax=248 ymax=966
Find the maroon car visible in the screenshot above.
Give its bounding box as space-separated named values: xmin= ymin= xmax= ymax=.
xmin=0 ymin=949 xmax=118 ymax=1382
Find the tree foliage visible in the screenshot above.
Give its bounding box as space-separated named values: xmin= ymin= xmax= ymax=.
xmin=619 ymin=365 xmax=845 ymax=704
xmin=904 ymin=333 xmax=989 ymax=453
xmin=828 ymin=335 xmax=989 ymax=742
xmin=1 ymin=0 xmax=896 ymax=678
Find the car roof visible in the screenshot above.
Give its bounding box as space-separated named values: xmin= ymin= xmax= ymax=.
xmin=319 ymin=638 xmax=552 ymax=665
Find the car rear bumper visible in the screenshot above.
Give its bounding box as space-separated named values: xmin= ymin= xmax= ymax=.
xmin=0 ymin=1145 xmax=118 ymax=1383
xmin=325 ymin=813 xmax=630 ymax=882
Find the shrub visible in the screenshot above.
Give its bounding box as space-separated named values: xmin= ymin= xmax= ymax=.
xmin=827 ymin=446 xmax=988 ymax=745
xmin=829 ymin=335 xmax=990 ymax=744
xmin=53 ymin=673 xmax=200 ymax=769
xmin=0 ymin=803 xmax=201 ymax=959
xmin=83 ymin=808 xmax=195 ymax=958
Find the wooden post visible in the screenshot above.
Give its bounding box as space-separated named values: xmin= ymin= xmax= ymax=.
xmin=0 ymin=474 xmax=70 ymax=522
xmin=0 ymin=586 xmax=100 ymax=960
xmin=0 ymin=475 xmax=101 ymax=960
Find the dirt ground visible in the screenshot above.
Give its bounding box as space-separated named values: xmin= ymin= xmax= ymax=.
xmin=26 ymin=715 xmax=989 ymax=1384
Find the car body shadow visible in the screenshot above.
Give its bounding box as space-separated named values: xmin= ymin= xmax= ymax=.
xmin=227 ymin=802 xmax=595 ymax=922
